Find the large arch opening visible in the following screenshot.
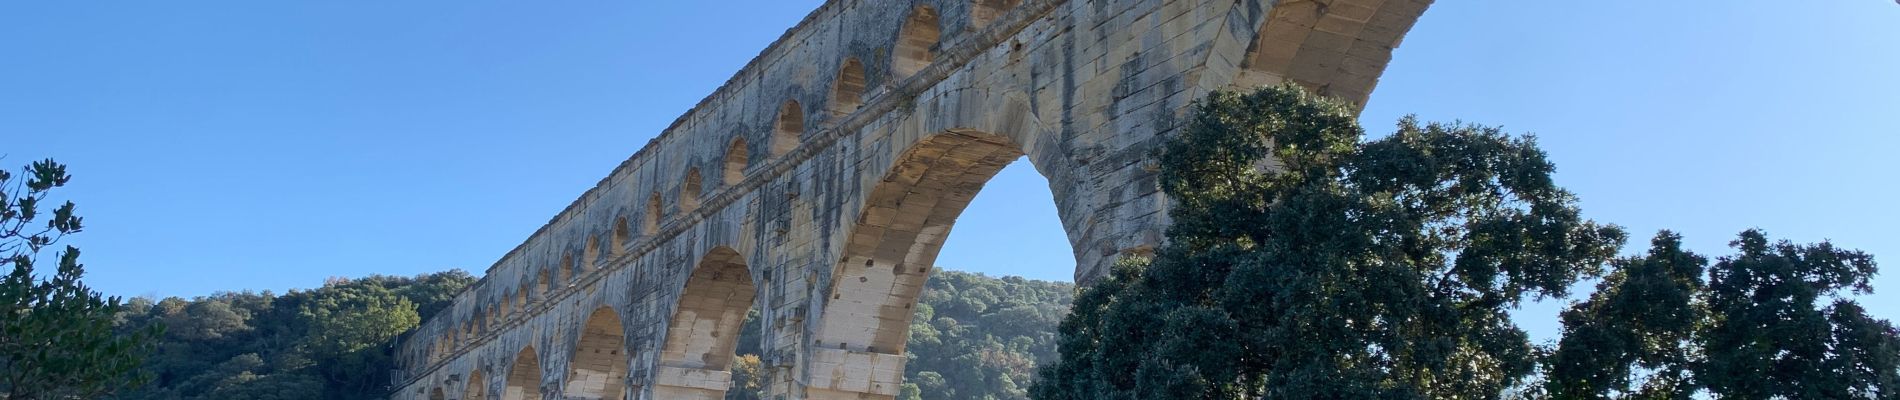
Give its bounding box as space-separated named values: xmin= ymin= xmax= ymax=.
xmin=564 ymin=307 xmax=630 ymax=400
xmin=464 ymin=369 xmax=489 ymax=400
xmin=894 ymin=5 xmax=942 ymax=79
xmin=1236 ymin=0 xmax=1429 ymax=108
xmin=653 ymin=247 xmax=756 ymax=399
xmin=430 ymin=387 xmax=446 ymax=400
xmin=503 ymin=347 xmax=542 ymax=400
xmin=807 ymin=130 xmax=1039 ymax=399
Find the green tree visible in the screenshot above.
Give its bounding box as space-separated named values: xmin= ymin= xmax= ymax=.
xmin=1543 ymin=232 xmax=1705 ymax=399
xmin=1542 ymin=229 xmax=1900 ymax=399
xmin=1033 ymin=85 xmax=1626 ymax=400
xmin=111 ymin=271 xmax=471 ymax=400
xmin=733 ymin=270 xmax=1073 ymax=400
xmin=1699 ymin=229 xmax=1895 ymax=398
xmin=727 ymin=354 xmax=767 ymax=400
xmin=294 ymin=280 xmax=421 ymax=397
xmin=0 ymin=159 xmax=161 ymax=399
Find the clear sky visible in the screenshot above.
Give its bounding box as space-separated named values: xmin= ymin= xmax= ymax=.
xmin=4 ymin=2 xmax=1895 ymax=342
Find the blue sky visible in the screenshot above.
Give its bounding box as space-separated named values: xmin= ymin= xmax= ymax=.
xmin=3 ymin=2 xmax=1895 ymax=342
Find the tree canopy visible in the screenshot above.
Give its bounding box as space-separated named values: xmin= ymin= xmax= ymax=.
xmin=729 ymin=269 xmax=1074 ymax=400
xmin=1033 ymin=85 xmax=1627 ymax=400
xmin=111 ymin=271 xmax=474 ymax=400
xmin=1544 ymin=230 xmax=1900 ymax=399
xmin=0 ymin=159 xmax=160 ymax=399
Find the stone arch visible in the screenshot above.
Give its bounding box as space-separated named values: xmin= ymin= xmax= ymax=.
xmin=499 ymin=292 xmax=515 ymax=320
xmin=1237 ymin=0 xmax=1428 ymax=107
xmin=894 ymin=5 xmax=941 ymax=79
xmin=680 ymin=168 xmax=703 ymax=213
xmin=724 ymin=138 xmax=749 ymax=186
xmin=772 ymin=100 xmax=803 ymax=156
xmin=652 ymin=246 xmax=756 ymax=398
xmin=430 ymin=387 xmax=446 ymax=400
xmin=563 ymin=307 xmax=630 ymax=400
xmin=503 ymin=346 xmax=543 ymax=400
xmin=465 ymin=369 xmax=489 ymax=400
xmin=612 ymin=217 xmax=630 ymax=256
xmin=584 ymin=236 xmax=600 ymax=273
xmin=829 ymin=58 xmax=866 ymax=118
xmin=519 ymin=281 xmax=533 ymax=306
xmin=970 ymin=0 xmax=1021 ymax=29
xmin=808 ymin=130 xmax=1035 ymax=398
xmin=560 ymin=255 xmax=575 ymax=283
xmin=644 ymin=193 xmax=662 ymax=235
xmin=536 ymin=269 xmax=551 ymax=298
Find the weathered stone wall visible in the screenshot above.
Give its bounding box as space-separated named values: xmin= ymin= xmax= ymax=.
xmin=393 ymin=0 xmax=1430 ymax=399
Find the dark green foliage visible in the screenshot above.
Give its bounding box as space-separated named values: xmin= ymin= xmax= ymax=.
xmin=729 ymin=270 xmax=1073 ymax=400
xmin=112 ymin=271 xmax=474 ymax=400
xmin=1033 ymin=85 xmax=1627 ymax=400
xmin=899 ymin=272 xmax=1073 ymax=400
xmin=1700 ymin=229 xmax=1893 ymax=398
xmin=0 ymin=159 xmax=161 ymax=399
xmin=1542 ymin=229 xmax=1900 ymax=399
xmin=1543 ymin=232 xmax=1705 ymax=399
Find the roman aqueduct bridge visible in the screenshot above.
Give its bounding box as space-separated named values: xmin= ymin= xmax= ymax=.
xmin=393 ymin=0 xmax=1430 ymax=398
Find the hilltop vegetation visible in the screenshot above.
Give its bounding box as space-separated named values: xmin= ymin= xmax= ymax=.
xmin=109 ymin=272 xmax=475 ymax=400
xmin=100 ymin=268 xmax=1069 ymax=400
xmin=729 ymin=270 xmax=1074 ymax=400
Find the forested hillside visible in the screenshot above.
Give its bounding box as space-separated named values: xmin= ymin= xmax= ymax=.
xmin=109 ymin=272 xmax=475 ymax=400
xmin=729 ymin=270 xmax=1074 ymax=400
xmin=109 ymin=268 xmax=1070 ymax=400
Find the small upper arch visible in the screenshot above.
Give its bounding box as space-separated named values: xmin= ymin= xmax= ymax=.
xmin=894 ymin=5 xmax=942 ymax=79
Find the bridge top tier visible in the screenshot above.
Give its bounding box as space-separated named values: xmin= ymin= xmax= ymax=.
xmin=392 ymin=0 xmax=1431 ymax=392
xmin=395 ymin=0 xmax=1058 ymax=375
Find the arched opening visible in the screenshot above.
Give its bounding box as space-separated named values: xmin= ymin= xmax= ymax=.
xmin=584 ymin=237 xmax=600 ymax=273
xmin=644 ymin=193 xmax=662 ymax=235
xmin=970 ymin=0 xmax=1021 ymax=29
xmin=520 ymin=282 xmax=533 ymax=306
xmin=537 ymin=269 xmax=551 ymax=298
xmin=1236 ymin=0 xmax=1428 ymax=108
xmin=772 ymin=100 xmax=803 ymax=156
xmin=499 ymin=293 xmax=514 ymax=320
xmin=894 ymin=5 xmax=941 ymax=79
xmin=680 ymin=168 xmax=703 ymax=214
xmin=829 ymin=58 xmax=866 ymax=118
xmin=464 ymin=369 xmax=489 ymax=400
xmin=652 ymin=247 xmax=756 ymax=399
xmin=724 ymin=138 xmax=748 ymax=186
xmin=503 ymin=347 xmax=543 ymax=400
xmin=564 ymin=307 xmax=630 ymax=400
xmin=430 ymin=387 xmax=446 ymax=400
xmin=561 ymin=255 xmax=574 ymax=283
xmin=613 ymin=217 xmax=630 ymax=256
xmin=808 ymin=130 xmax=1034 ymax=399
